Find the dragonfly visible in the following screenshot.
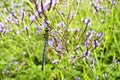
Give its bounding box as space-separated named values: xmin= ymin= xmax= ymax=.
xmin=41 ymin=26 xmax=49 ymax=71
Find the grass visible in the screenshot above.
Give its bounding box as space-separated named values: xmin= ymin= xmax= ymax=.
xmin=0 ymin=0 xmax=120 ymax=80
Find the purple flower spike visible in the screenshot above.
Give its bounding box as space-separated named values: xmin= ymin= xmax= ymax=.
xmin=76 ymin=77 xmax=80 ymax=80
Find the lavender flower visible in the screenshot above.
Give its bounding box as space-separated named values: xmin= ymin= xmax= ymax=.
xmin=2 ymin=29 xmax=7 ymax=34
xmin=17 ymin=29 xmax=23 ymax=34
xmin=38 ymin=3 xmax=43 ymax=13
xmin=36 ymin=25 xmax=42 ymax=34
xmin=19 ymin=9 xmax=25 ymax=20
xmin=82 ymin=18 xmax=91 ymax=27
xmin=96 ymin=32 xmax=104 ymax=38
xmin=7 ymin=14 xmax=13 ymax=21
xmin=84 ymin=40 xmax=89 ymax=48
xmin=38 ymin=0 xmax=57 ymax=14
xmin=12 ymin=19 xmax=19 ymax=24
xmin=24 ymin=26 xmax=29 ymax=31
xmin=19 ymin=9 xmax=25 ymax=15
xmin=58 ymin=30 xmax=63 ymax=34
xmin=24 ymin=26 xmax=29 ymax=35
xmin=52 ymin=0 xmax=57 ymax=9
xmin=44 ymin=0 xmax=52 ymax=11
xmin=52 ymin=59 xmax=59 ymax=64
xmin=42 ymin=20 xmax=50 ymax=28
xmin=84 ymin=50 xmax=90 ymax=57
xmin=56 ymin=21 xmax=66 ymax=29
xmin=90 ymin=57 xmax=95 ymax=64
xmin=0 ymin=22 xmax=4 ymax=32
xmin=0 ymin=22 xmax=4 ymax=28
xmin=30 ymin=15 xmax=37 ymax=21
xmin=111 ymin=0 xmax=115 ymax=5
xmin=92 ymin=40 xmax=99 ymax=47
xmin=76 ymin=77 xmax=80 ymax=80
xmin=48 ymin=38 xmax=55 ymax=48
xmin=103 ymin=73 xmax=108 ymax=79
xmin=56 ymin=43 xmax=63 ymax=53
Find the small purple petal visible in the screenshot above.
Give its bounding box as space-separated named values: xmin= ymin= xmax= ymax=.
xmin=48 ymin=38 xmax=55 ymax=48
xmin=11 ymin=19 xmax=19 ymax=25
xmin=52 ymin=59 xmax=59 ymax=64
xmin=92 ymin=40 xmax=99 ymax=47
xmin=30 ymin=15 xmax=37 ymax=21
xmin=103 ymin=73 xmax=108 ymax=79
xmin=84 ymin=40 xmax=89 ymax=48
xmin=96 ymin=32 xmax=104 ymax=38
xmin=76 ymin=77 xmax=80 ymax=80
xmin=52 ymin=0 xmax=57 ymax=8
xmin=56 ymin=43 xmax=63 ymax=53
xmin=24 ymin=26 xmax=29 ymax=31
xmin=84 ymin=50 xmax=90 ymax=57
xmin=111 ymin=0 xmax=115 ymax=5
xmin=56 ymin=21 xmax=66 ymax=28
xmin=17 ymin=29 xmax=22 ymax=34
xmin=81 ymin=18 xmax=85 ymax=23
xmin=42 ymin=20 xmax=50 ymax=28
xmin=36 ymin=25 xmax=42 ymax=34
xmin=0 ymin=22 xmax=4 ymax=28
